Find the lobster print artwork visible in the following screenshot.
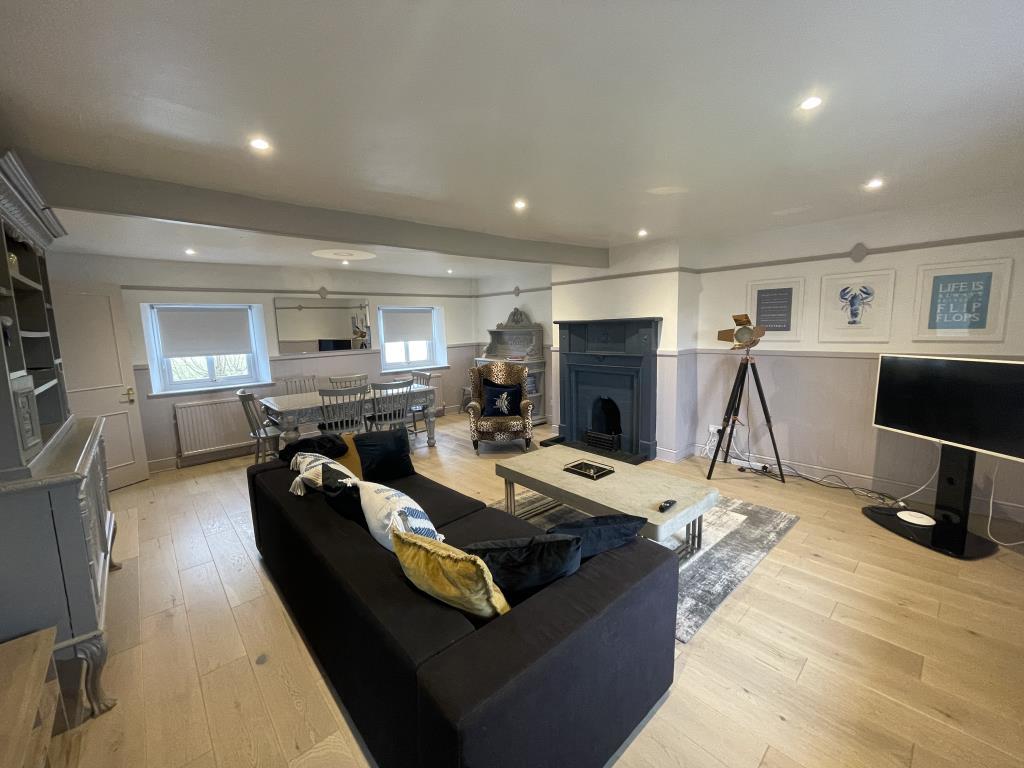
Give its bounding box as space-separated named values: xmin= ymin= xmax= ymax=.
xmin=838 ymin=285 xmax=875 ymax=325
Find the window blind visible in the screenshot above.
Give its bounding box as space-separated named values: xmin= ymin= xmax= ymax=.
xmin=156 ymin=306 xmax=254 ymax=357
xmin=381 ymin=308 xmax=434 ymax=342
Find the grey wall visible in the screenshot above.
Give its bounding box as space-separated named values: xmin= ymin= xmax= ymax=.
xmin=694 ymin=349 xmax=1024 ymax=529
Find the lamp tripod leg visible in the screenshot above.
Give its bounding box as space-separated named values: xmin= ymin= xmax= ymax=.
xmin=722 ymin=359 xmax=749 ymax=463
xmin=707 ymin=358 xmax=747 ymax=480
xmin=749 ymin=360 xmax=785 ymax=484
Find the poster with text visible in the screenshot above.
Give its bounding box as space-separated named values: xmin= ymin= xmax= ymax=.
xmin=913 ymin=257 xmax=1013 ymax=341
xmin=818 ymin=269 xmax=895 ymax=343
xmin=747 ymin=277 xmax=804 ymax=342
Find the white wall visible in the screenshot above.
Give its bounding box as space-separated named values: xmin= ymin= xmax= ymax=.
xmin=47 ymin=253 xmax=479 ymax=364
xmin=475 ymin=266 xmax=552 ymax=343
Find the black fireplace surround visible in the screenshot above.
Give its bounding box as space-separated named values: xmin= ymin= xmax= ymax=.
xmin=556 ymin=318 xmax=661 ymax=460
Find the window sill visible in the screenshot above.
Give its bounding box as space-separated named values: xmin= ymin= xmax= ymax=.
xmin=147 ymin=381 xmax=276 ymax=399
xmin=380 ymin=364 xmax=451 ymax=375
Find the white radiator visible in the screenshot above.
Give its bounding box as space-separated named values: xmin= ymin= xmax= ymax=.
xmin=174 ymin=398 xmax=253 ymax=458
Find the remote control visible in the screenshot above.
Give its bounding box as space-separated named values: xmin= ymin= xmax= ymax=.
xmin=658 ymin=499 xmax=676 ymax=513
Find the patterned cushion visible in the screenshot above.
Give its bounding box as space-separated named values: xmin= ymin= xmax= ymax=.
xmin=348 ymin=479 xmax=444 ymax=551
xmin=288 ymin=452 xmax=358 ymax=496
xmin=391 ymin=529 xmax=510 ymax=618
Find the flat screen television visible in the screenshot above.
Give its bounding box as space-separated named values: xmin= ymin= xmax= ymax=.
xmin=318 ymin=339 xmax=352 ymax=351
xmin=873 ymin=354 xmax=1024 ymax=463
xmin=868 ymin=354 xmax=1022 ymax=559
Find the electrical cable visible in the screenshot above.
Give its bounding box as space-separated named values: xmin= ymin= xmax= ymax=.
xmin=985 ymin=460 xmax=1024 ymax=547
xmin=897 ymin=446 xmax=940 ymax=504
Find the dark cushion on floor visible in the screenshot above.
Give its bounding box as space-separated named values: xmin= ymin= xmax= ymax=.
xmin=389 ymin=474 xmax=486 ymax=528
xmin=439 ymin=506 xmax=541 ymax=547
xmin=277 ymin=434 xmax=349 ymax=463
xmin=463 ymin=534 xmax=582 ymax=603
xmin=547 ymin=513 xmax=647 ymax=559
xmin=354 ymin=429 xmax=415 ymax=482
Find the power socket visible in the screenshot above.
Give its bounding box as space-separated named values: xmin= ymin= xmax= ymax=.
xmin=708 ymin=424 xmax=720 ymax=435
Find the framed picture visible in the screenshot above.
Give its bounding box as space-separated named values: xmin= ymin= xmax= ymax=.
xmin=747 ymin=278 xmax=804 ymax=342
xmin=818 ymin=269 xmax=895 ymax=343
xmin=912 ymin=257 xmax=1014 ymax=342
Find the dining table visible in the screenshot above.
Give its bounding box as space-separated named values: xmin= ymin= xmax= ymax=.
xmin=259 ymin=384 xmax=439 ymax=446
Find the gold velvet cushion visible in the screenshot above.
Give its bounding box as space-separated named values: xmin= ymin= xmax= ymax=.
xmin=391 ymin=529 xmax=511 ymax=618
xmin=337 ymin=433 xmax=364 ymax=479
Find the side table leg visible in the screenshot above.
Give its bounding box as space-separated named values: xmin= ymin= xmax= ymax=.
xmin=76 ymin=635 xmax=116 ymax=717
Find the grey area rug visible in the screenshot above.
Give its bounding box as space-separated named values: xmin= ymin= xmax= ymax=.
xmin=492 ymin=491 xmax=798 ymax=643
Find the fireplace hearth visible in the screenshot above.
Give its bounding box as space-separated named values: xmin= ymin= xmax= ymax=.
xmin=555 ymin=318 xmax=661 ymax=462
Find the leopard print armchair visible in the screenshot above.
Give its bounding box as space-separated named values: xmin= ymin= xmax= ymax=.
xmin=467 ymin=362 xmax=533 ymax=453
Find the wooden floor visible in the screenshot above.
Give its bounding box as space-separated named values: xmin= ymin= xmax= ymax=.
xmin=52 ymin=413 xmax=1024 ymax=768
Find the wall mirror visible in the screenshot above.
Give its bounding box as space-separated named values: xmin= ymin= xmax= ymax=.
xmin=274 ymin=297 xmax=371 ymax=355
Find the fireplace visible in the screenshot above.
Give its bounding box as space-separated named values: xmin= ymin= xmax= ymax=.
xmin=555 ymin=318 xmax=660 ymax=461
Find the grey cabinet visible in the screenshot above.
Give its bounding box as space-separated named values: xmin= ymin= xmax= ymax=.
xmin=0 ymin=151 xmax=113 ymax=726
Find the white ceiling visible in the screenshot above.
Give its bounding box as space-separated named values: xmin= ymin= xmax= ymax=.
xmin=51 ymin=209 xmax=540 ymax=278
xmin=3 ymin=2 xmax=1024 ymax=247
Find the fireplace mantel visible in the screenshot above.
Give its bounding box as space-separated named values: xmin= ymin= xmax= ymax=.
xmin=555 ymin=318 xmax=661 ymax=460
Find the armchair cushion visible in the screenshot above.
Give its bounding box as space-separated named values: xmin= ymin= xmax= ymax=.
xmin=482 ymin=379 xmax=522 ymax=417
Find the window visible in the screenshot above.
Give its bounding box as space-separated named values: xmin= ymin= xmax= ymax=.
xmin=141 ymin=304 xmax=272 ymax=393
xmin=377 ymin=306 xmax=448 ymax=372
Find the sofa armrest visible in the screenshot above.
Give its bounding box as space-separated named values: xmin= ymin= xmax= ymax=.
xmin=416 ymin=539 xmax=678 ymax=768
xmin=521 ymin=398 xmax=534 ymax=422
xmin=466 ymin=401 xmax=481 ymax=419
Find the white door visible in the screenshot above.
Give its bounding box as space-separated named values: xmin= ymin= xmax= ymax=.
xmin=51 ymin=281 xmax=149 ymax=489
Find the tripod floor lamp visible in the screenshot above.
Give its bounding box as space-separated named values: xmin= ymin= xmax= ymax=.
xmin=706 ymin=314 xmax=785 ymax=483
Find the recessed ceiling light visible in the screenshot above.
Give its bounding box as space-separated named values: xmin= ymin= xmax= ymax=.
xmin=184 ymin=248 xmax=196 ymax=255
xmin=646 ymin=185 xmax=688 ymax=196
xmin=342 ymin=260 xmax=349 ymax=265
xmin=311 ymin=248 xmax=376 ymax=262
xmin=863 ymin=177 xmax=885 ymax=191
xmin=637 ymin=229 xmax=648 ymax=239
xmin=447 ymin=268 xmax=454 ymax=274
xmin=513 ymin=198 xmax=528 ymax=211
xmin=248 ymin=136 xmax=272 ymax=152
xmin=799 ymin=96 xmax=823 ymax=110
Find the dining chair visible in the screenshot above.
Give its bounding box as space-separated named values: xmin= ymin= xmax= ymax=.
xmin=283 ymin=375 xmax=318 ymax=395
xmin=318 ymin=386 xmax=367 ymax=435
xmin=328 ymin=373 xmax=369 ymax=390
xmin=366 ymin=379 xmax=414 ymax=432
xmin=237 ymin=389 xmax=282 ymax=464
xmin=407 ymin=370 xmax=432 ymax=438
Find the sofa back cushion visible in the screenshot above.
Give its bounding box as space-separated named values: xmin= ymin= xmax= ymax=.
xmin=463 ymin=534 xmax=582 ymax=603
xmin=547 ymin=513 xmax=647 ymax=559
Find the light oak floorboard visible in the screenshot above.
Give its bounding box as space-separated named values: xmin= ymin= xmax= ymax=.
xmin=56 ymin=413 xmax=1022 ymax=768
xmin=200 ymin=656 xmax=288 ymax=768
xmin=103 ymin=555 xmax=142 ymax=655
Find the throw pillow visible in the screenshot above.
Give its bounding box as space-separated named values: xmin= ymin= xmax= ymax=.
xmin=353 ymin=429 xmax=415 ymax=482
xmin=288 ymin=452 xmax=357 ymax=496
xmin=277 ymin=434 xmax=348 ymax=464
xmin=546 ymin=513 xmax=647 ymax=559
xmin=320 ymin=464 xmax=365 ymax=524
xmin=348 ymin=479 xmax=444 ymax=551
xmin=481 ymin=378 xmax=522 ymax=417
xmin=463 ymin=534 xmax=582 ymax=603
xmin=391 ymin=529 xmax=511 ymax=619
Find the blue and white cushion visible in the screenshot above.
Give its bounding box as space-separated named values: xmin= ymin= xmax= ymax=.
xmin=347 ymin=479 xmax=444 ymax=551
xmin=288 ymin=452 xmax=357 ymax=496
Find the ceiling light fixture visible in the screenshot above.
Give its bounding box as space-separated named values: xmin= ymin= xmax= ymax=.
xmin=447 ymin=268 xmax=454 ymax=274
xmin=248 ymin=136 xmax=272 ymax=152
xmin=513 ymin=198 xmax=528 ymax=211
xmin=863 ymin=177 xmax=885 ymax=191
xmin=799 ymin=95 xmax=823 ymax=110
xmin=184 ymin=248 xmax=196 ymax=255
xmin=312 ymin=248 xmax=376 ymax=262
xmin=637 ymin=229 xmax=648 ymax=239
xmin=646 ymin=185 xmax=688 ymax=196
xmin=342 ymin=260 xmax=349 ymax=265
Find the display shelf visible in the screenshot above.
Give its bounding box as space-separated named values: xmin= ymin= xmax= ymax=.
xmin=19 ymin=329 xmax=49 ymax=338
xmin=10 ymin=273 xmax=43 ymax=292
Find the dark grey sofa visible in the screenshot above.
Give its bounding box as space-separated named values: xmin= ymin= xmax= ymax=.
xmin=247 ymin=457 xmax=677 ymax=768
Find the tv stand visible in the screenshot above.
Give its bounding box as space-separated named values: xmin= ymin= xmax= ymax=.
xmin=863 ymin=444 xmax=998 ymax=559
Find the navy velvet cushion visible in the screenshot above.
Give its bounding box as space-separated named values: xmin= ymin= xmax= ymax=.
xmin=278 ymin=434 xmax=348 ymax=464
xmin=353 ymin=429 xmax=415 ymax=482
xmin=481 ymin=378 xmax=522 ymax=417
xmin=463 ymin=534 xmax=582 ymax=603
xmin=546 ymin=514 xmax=646 ymax=559
xmin=320 ymin=464 xmax=366 ymax=527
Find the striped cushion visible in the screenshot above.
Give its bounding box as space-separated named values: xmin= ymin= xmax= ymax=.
xmin=349 ymin=480 xmax=444 ymax=551
xmin=288 ymin=452 xmax=357 ymax=496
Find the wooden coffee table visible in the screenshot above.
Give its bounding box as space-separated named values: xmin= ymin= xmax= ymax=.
xmin=495 ymin=445 xmax=720 ymax=552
